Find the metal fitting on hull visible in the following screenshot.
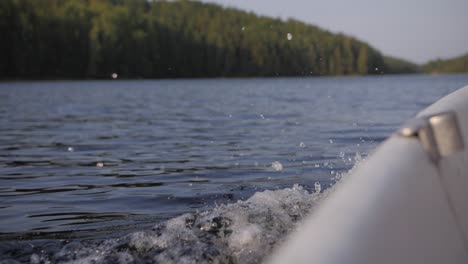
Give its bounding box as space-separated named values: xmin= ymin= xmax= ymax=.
xmin=398 ymin=111 xmax=464 ymax=163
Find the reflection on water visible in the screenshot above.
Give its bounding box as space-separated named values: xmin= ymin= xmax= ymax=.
xmin=0 ymin=74 xmax=467 ymax=242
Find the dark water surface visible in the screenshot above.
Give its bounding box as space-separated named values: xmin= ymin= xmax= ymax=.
xmin=1 ymin=75 xmax=467 ymax=252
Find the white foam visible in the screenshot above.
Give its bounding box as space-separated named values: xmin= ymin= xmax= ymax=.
xmin=5 ymin=152 xmax=367 ymax=263
xmin=23 ymin=185 xmax=324 ymax=264
xmin=314 ymin=182 xmax=321 ymax=193
xmin=271 ymin=161 xmax=283 ymax=171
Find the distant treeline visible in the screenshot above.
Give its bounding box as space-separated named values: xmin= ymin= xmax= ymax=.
xmin=423 ymin=53 xmax=468 ymax=74
xmin=1 ymin=0 xmax=423 ymax=79
xmin=383 ymin=56 xmax=420 ymax=74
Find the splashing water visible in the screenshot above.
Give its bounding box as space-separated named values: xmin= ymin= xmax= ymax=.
xmin=271 ymin=161 xmax=283 ymax=171
xmin=314 ymin=182 xmax=321 ymax=193
xmin=0 ymin=150 xmax=367 ymax=263
xmin=3 ymin=185 xmax=323 ymax=264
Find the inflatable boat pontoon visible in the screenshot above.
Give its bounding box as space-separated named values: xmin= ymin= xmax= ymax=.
xmin=268 ymin=85 xmax=468 ymax=264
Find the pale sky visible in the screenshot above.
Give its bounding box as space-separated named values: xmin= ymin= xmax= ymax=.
xmin=200 ymin=0 xmax=468 ymax=64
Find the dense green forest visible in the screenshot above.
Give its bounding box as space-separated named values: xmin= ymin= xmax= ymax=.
xmin=1 ymin=0 xmax=422 ymax=79
xmin=383 ymin=56 xmax=420 ymax=74
xmin=423 ymin=53 xmax=468 ymax=74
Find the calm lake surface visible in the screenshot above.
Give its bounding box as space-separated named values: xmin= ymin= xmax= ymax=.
xmin=1 ymin=74 xmax=468 ymax=243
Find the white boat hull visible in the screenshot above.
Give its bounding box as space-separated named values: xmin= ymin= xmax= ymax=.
xmin=268 ymin=85 xmax=468 ymax=264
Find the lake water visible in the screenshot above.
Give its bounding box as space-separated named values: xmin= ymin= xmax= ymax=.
xmin=1 ymin=74 xmax=468 ymax=263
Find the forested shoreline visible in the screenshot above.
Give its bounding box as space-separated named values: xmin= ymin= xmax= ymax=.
xmin=423 ymin=54 xmax=468 ymax=74
xmin=0 ymin=0 xmax=461 ymax=79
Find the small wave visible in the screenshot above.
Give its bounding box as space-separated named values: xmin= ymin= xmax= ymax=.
xmin=2 ymin=185 xmax=325 ymax=264
xmin=1 ymin=153 xmax=365 ymax=263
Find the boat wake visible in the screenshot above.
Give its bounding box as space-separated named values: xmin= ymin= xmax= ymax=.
xmin=1 ymin=185 xmax=325 ymax=264
xmin=0 ymin=154 xmax=363 ymax=263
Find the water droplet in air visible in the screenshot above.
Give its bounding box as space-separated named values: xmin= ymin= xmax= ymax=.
xmin=241 ymin=26 xmax=245 ymax=31
xmin=271 ymin=161 xmax=283 ymax=171
xmin=67 ymin=147 xmax=74 ymax=152
xmin=111 ymin=73 xmax=118 ymax=79
xmin=96 ymin=162 xmax=104 ymax=167
xmin=299 ymin=142 xmax=306 ymax=148
xmin=287 ymin=33 xmax=293 ymax=40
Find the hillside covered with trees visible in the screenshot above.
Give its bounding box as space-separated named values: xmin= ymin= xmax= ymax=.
xmin=383 ymin=56 xmax=420 ymax=74
xmin=423 ymin=53 xmax=468 ymax=74
xmin=1 ymin=0 xmax=420 ymax=79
